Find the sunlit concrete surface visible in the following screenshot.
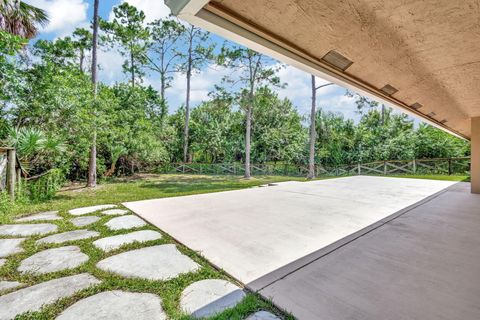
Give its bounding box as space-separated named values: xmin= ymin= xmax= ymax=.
xmin=124 ymin=176 xmax=455 ymax=284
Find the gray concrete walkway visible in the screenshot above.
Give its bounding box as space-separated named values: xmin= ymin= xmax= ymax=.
xmin=255 ymin=182 xmax=480 ymax=319
xmin=124 ymin=176 xmax=455 ymax=284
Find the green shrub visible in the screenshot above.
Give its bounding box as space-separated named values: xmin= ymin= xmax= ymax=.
xmin=0 ymin=191 xmax=12 ymax=214
xmin=26 ymin=169 xmax=65 ymax=202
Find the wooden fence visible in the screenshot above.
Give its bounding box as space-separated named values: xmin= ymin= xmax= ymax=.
xmin=0 ymin=147 xmax=24 ymax=200
xmin=156 ymin=157 xmax=471 ymax=177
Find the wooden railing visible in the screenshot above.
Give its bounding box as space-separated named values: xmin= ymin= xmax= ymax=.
xmin=0 ymin=147 xmax=24 ymax=200
xmin=156 ymin=157 xmax=471 ymax=177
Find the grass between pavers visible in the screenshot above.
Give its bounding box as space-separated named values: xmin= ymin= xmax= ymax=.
xmin=0 ymin=208 xmax=294 ymax=319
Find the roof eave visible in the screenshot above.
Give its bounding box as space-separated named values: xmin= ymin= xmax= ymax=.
xmin=165 ymin=0 xmax=469 ymax=140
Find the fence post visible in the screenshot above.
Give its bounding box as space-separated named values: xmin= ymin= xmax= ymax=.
xmin=357 ymin=163 xmax=361 ymax=175
xmin=16 ymin=167 xmax=22 ymax=193
xmin=6 ymin=149 xmax=16 ymax=201
xmin=383 ymin=161 xmax=387 ymax=175
xmin=448 ymin=158 xmax=452 ymax=175
xmin=413 ymin=159 xmax=417 ymax=173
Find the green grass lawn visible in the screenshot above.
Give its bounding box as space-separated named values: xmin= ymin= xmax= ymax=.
xmin=0 ymin=173 xmax=470 ymax=319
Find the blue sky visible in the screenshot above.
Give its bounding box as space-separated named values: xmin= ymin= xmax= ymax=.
xmin=24 ymin=0 xmax=391 ymax=121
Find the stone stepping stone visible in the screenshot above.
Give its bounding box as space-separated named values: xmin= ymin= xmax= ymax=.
xmin=0 ymin=223 xmax=57 ymax=237
xmin=56 ymin=290 xmax=166 ymax=320
xmin=18 ymin=246 xmax=89 ymax=275
xmin=70 ymin=216 xmax=100 ymax=227
xmin=36 ymin=230 xmax=99 ymax=245
xmin=0 ymin=273 xmax=100 ymax=320
xmin=69 ymin=204 xmax=116 ymax=216
xmin=246 ymin=311 xmax=281 ymax=320
xmin=15 ymin=211 xmax=61 ymax=222
xmin=180 ymin=279 xmax=246 ymax=318
xmin=0 ymin=238 xmax=25 ymax=258
xmin=93 ymin=230 xmax=162 ymax=252
xmin=96 ymin=244 xmax=199 ymax=281
xmin=105 ymin=215 xmax=147 ymax=231
xmin=0 ymin=259 xmax=5 ymax=267
xmin=0 ymin=280 xmax=23 ymax=292
xmin=101 ymin=209 xmax=129 ymax=216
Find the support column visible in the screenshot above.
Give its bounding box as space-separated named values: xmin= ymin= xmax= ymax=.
xmin=6 ymin=149 xmax=16 ymax=200
xmin=472 ymin=117 xmax=480 ymax=194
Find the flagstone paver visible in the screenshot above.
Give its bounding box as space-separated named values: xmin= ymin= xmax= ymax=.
xmin=36 ymin=230 xmax=99 ymax=245
xmin=93 ymin=230 xmax=162 ymax=252
xmin=180 ymin=279 xmax=246 ymax=318
xmin=0 ymin=280 xmax=23 ymax=292
xmin=15 ymin=211 xmax=61 ymax=222
xmin=105 ymin=215 xmax=147 ymax=231
xmin=69 ymin=216 xmax=100 ymax=227
xmin=18 ymin=246 xmax=89 ymax=275
xmin=68 ymin=204 xmax=117 ymax=216
xmin=245 ymin=311 xmax=281 ymax=320
xmin=0 ymin=273 xmax=100 ymax=320
xmin=0 ymin=238 xmax=25 ymax=258
xmin=101 ymin=209 xmax=129 ymax=216
xmin=0 ymin=224 xmax=58 ymax=237
xmin=56 ymin=290 xmax=167 ymax=320
xmin=96 ymin=244 xmax=199 ymax=281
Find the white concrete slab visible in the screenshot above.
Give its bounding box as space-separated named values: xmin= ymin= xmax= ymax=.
xmin=124 ymin=176 xmax=455 ymax=284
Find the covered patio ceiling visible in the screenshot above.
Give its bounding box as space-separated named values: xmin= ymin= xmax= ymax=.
xmin=166 ymin=0 xmax=480 ymax=140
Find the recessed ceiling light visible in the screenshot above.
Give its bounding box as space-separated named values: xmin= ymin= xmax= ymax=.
xmin=321 ymin=50 xmax=353 ymax=71
xmin=427 ymin=112 xmax=436 ymax=117
xmin=440 ymin=119 xmax=447 ymax=124
xmin=411 ymin=102 xmax=423 ymax=110
xmin=380 ymin=84 xmax=398 ymax=96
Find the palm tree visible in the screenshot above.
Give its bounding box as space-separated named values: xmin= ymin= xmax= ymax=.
xmin=0 ymin=0 xmax=49 ymax=39
xmin=5 ymin=127 xmax=66 ymax=171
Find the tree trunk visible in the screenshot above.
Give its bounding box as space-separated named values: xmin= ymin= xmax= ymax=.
xmin=381 ymin=104 xmax=385 ymax=125
xmin=160 ymin=72 xmax=166 ymax=102
xmin=79 ymin=49 xmax=84 ymax=73
xmin=183 ymin=30 xmax=193 ymax=163
xmin=308 ymin=75 xmax=316 ymax=179
xmin=244 ymin=88 xmax=253 ymax=179
xmin=104 ymin=161 xmax=116 ymax=177
xmin=131 ymin=50 xmax=135 ymax=88
xmin=87 ymin=0 xmax=99 ymax=188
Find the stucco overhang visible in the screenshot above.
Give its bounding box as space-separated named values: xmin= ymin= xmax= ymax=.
xmin=166 ymin=0 xmax=480 ymax=140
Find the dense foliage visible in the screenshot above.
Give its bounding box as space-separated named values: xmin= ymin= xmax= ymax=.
xmin=0 ymin=3 xmax=470 ymax=182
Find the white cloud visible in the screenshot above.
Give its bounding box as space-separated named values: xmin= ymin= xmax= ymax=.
xmin=276 ymin=64 xmax=339 ymax=114
xmin=321 ymin=94 xmax=359 ymax=120
xmin=110 ymin=0 xmax=172 ymax=23
xmin=26 ymin=0 xmax=89 ymax=36
xmin=165 ymin=64 xmax=232 ymax=107
xmin=98 ymin=48 xmax=126 ymax=84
